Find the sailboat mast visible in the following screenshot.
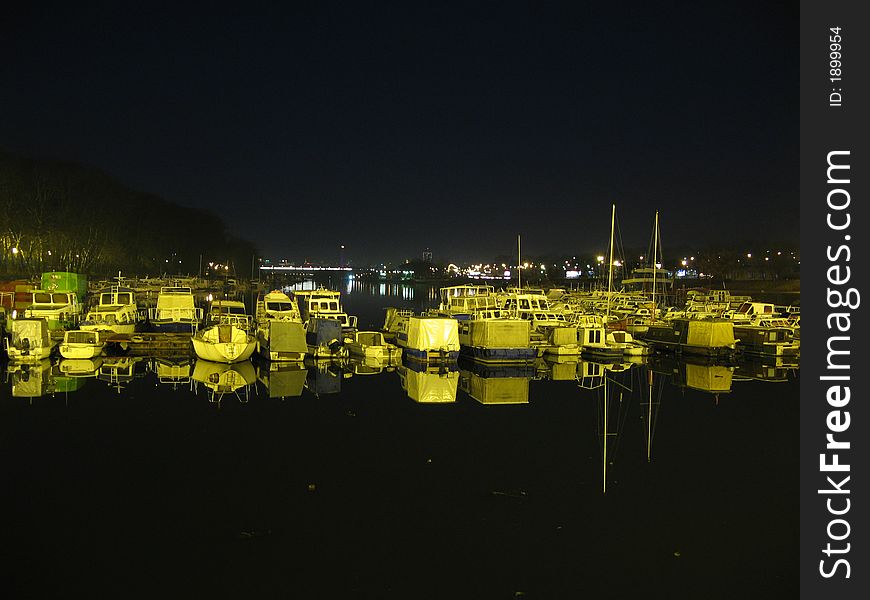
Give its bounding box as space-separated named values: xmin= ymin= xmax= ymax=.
xmin=603 ymin=375 xmax=608 ymax=494
xmin=606 ymin=204 xmax=615 ymax=319
xmin=651 ymin=211 xmax=659 ymax=320
xmin=517 ymin=234 xmax=521 ymax=289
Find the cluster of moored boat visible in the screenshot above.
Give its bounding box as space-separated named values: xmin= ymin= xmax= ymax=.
xmin=0 ymin=282 xmax=378 ymax=365
xmin=1 ymin=275 xmax=800 ymax=368
xmin=382 ymin=284 xmax=800 ymax=364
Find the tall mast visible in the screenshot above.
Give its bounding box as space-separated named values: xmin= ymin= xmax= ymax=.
xmin=606 ymin=204 xmax=615 ymax=319
xmin=651 ymin=211 xmax=659 ymax=320
xmin=517 ymin=234 xmax=521 ymax=289
xmin=603 ymin=374 xmax=609 ymax=494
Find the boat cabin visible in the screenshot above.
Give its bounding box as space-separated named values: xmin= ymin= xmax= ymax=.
xmin=736 ymin=302 xmax=778 ymax=318
xmin=295 ymin=289 xmax=357 ymax=329
xmin=438 ymin=285 xmax=498 ymax=314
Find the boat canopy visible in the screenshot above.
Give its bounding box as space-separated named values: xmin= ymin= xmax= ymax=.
xmin=405 ymin=317 xmax=460 ymax=352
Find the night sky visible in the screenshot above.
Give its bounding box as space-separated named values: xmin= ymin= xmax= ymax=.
xmin=1 ymin=2 xmax=798 ymax=265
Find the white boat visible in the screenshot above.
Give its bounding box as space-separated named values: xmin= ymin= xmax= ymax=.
xmin=346 ymin=330 xmax=402 ymax=360
xmin=24 ymin=290 xmax=83 ymax=331
xmin=580 ymin=204 xmax=628 ymax=362
xmin=205 ymin=299 xmax=249 ymax=327
xmin=605 ymin=329 xmax=650 ymax=356
xmin=81 ymin=286 xmax=142 ymax=335
xmin=59 ymin=329 xmax=105 ymax=359
xmin=192 ymin=323 xmax=256 ymax=363
xmin=5 ymin=319 xmax=57 ymax=361
xmin=255 ymin=290 xmax=307 ymax=361
xmin=435 ymin=285 xmax=500 ymax=319
xmin=294 ymin=288 xmax=358 ymax=341
xmin=147 ymin=286 xmax=202 ymax=333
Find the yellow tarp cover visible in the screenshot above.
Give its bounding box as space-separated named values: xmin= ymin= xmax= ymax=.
xmin=468 ymin=319 xmax=529 ymax=348
xmin=468 ymin=375 xmax=529 ymax=404
xmin=549 ymin=326 xmax=578 ymax=346
xmin=685 ymin=364 xmax=733 ymax=393
xmin=406 ymin=317 xmax=460 ymax=352
xmin=686 ymin=320 xmax=735 ymax=348
xmin=402 ymin=369 xmax=458 ymax=403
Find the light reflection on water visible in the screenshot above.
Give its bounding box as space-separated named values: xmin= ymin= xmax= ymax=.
xmin=0 ymin=352 xmax=799 ymax=595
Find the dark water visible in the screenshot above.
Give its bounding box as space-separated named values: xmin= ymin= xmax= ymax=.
xmin=0 ymin=282 xmax=799 ymax=599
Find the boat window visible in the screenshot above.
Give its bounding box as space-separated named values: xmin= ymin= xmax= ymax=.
xmin=34 ymin=292 xmax=52 ymax=303
xmin=520 ymin=299 xmax=530 ymax=309
xmin=267 ymin=302 xmax=295 ymax=312
xmin=118 ymin=293 xmax=132 ymax=304
xmin=330 ymin=302 xmax=338 ymax=310
xmin=101 ymin=293 xmax=112 ymax=304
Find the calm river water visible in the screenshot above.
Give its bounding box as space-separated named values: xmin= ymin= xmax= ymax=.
xmin=0 ymin=280 xmax=799 ymax=598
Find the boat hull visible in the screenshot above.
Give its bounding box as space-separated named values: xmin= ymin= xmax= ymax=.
xmin=347 ymin=343 xmax=402 ymax=360
xmin=192 ymin=337 xmax=256 ymax=364
xmin=59 ymin=343 xmax=104 ymax=359
xmin=543 ymin=344 xmax=580 ymax=356
xmin=461 ymin=346 xmax=537 ymax=363
xmin=6 ymin=344 xmax=55 ymax=362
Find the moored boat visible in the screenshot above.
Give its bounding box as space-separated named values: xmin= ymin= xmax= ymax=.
xmin=305 ymin=317 xmax=348 ymax=358
xmin=5 ymin=318 xmax=57 ymax=361
xmin=81 ymin=286 xmax=142 ymax=335
xmin=59 ymin=329 xmax=105 ymax=359
xmin=295 ymin=288 xmax=358 ymax=342
xmin=255 ymin=290 xmax=308 ymax=362
xmin=147 ymin=286 xmax=202 ymax=333
xmin=645 ymin=318 xmax=737 ymax=358
xmin=192 ymin=322 xmax=257 ymax=363
xmin=346 ymin=330 xmax=402 ymax=361
xmin=457 ymin=317 xmax=536 ymax=363
xmin=733 ymin=324 xmax=800 ymax=358
xmin=395 ymin=315 xmax=460 ymax=362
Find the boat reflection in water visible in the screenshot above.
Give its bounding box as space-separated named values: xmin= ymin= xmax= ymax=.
xmin=59 ymin=357 xmax=104 ymax=379
xmin=734 ymin=357 xmax=799 ymax=383
xmin=458 ymin=357 xmax=533 ymax=405
xmin=98 ymin=356 xmax=147 ymax=393
xmin=304 ymin=358 xmax=346 ymax=396
xmin=150 ymin=356 xmax=193 ymax=390
xmin=348 ymin=354 xmax=401 ymax=376
xmin=649 ymin=355 xmax=735 ymax=396
xmin=541 ymin=355 xmax=580 ymax=381
xmin=256 ymin=360 xmax=308 ymax=399
xmin=8 ymin=359 xmax=54 ymax=399
xmin=192 ymin=359 xmax=257 ymax=405
xmin=397 ymin=358 xmax=458 ymax=404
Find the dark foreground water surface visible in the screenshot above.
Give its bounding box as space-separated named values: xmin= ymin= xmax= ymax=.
xmin=1 ymin=282 xmax=799 ymax=599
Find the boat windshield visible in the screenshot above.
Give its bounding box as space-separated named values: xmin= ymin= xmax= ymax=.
xmin=267 ymin=302 xmax=296 ymax=312
xmin=214 ymin=306 xmax=247 ymax=315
